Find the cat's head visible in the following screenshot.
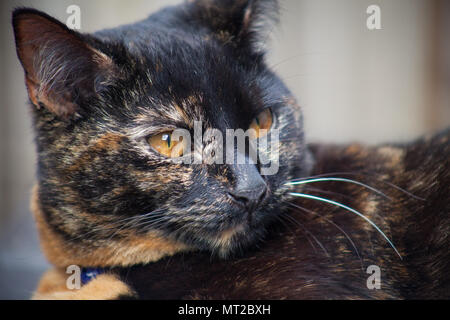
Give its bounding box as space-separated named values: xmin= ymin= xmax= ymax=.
xmin=13 ymin=0 xmax=312 ymax=266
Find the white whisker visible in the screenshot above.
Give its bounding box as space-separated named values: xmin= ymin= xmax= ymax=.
xmin=281 ymin=211 xmax=330 ymax=257
xmin=289 ymin=192 xmax=402 ymax=259
xmin=285 ymin=177 xmax=390 ymax=200
xmin=285 ymin=201 xmax=364 ymax=270
xmin=289 ymin=171 xmax=425 ymax=200
xmin=274 ymin=214 xmax=319 ymax=254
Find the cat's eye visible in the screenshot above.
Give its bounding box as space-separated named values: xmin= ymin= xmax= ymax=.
xmin=148 ymin=131 xmax=185 ymax=158
xmin=249 ymin=108 xmax=273 ymax=139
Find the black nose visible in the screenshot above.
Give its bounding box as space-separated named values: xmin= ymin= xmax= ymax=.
xmin=228 ymin=184 xmax=267 ymax=212
xmin=228 ymin=163 xmax=267 ymax=212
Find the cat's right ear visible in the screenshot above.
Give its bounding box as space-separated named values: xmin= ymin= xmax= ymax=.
xmin=12 ymin=8 xmax=116 ymax=120
xmin=187 ymin=0 xmax=279 ymax=54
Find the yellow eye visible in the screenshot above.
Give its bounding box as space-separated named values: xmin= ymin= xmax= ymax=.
xmin=249 ymin=108 xmax=273 ymax=139
xmin=148 ymin=131 xmax=185 ymax=158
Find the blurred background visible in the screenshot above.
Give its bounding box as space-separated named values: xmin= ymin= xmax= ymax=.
xmin=0 ymin=0 xmax=449 ymax=299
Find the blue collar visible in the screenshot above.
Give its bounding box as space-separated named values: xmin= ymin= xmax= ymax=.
xmin=81 ymin=267 xmax=105 ymax=285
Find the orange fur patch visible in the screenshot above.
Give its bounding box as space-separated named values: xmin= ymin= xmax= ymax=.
xmin=377 ymin=146 xmax=405 ymax=168
xmin=33 ymin=269 xmax=134 ymax=300
xmin=67 ymin=133 xmax=125 ymax=172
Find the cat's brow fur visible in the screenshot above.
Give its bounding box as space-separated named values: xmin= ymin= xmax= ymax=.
xmin=12 ymin=0 xmax=449 ymax=299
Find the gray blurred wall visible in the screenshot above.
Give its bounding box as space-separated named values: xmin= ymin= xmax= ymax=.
xmin=0 ymin=0 xmax=449 ymax=299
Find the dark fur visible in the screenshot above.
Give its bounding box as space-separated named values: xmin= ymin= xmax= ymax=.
xmin=12 ymin=0 xmax=449 ymax=299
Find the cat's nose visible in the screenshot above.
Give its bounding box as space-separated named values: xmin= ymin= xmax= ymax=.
xmin=228 ymin=184 xmax=267 ymax=212
xmin=228 ymin=164 xmax=268 ymax=212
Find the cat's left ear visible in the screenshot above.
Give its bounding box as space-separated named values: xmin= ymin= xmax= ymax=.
xmin=12 ymin=8 xmax=117 ymax=120
xmin=187 ymin=0 xmax=279 ymax=53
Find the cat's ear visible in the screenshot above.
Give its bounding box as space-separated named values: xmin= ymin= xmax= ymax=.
xmin=188 ymin=0 xmax=279 ymax=52
xmin=12 ymin=8 xmax=115 ymax=120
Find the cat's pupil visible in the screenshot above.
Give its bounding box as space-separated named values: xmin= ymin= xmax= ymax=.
xmin=162 ymin=133 xmax=171 ymax=148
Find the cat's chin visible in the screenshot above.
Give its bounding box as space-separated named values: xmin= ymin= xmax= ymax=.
xmin=215 ymin=224 xmax=247 ymax=249
xmin=202 ymin=219 xmax=269 ymax=258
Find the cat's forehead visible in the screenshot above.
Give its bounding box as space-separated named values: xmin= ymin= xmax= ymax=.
xmin=123 ymin=39 xmax=259 ymax=131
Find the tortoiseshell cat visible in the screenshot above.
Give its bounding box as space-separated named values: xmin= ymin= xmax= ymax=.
xmin=13 ymin=0 xmax=449 ymax=299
